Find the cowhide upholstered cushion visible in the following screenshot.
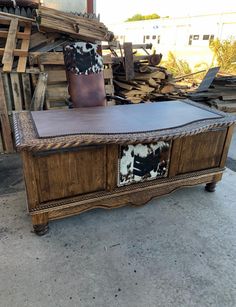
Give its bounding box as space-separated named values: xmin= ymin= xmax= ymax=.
xmin=63 ymin=42 xmax=103 ymax=75
xmin=118 ymin=142 xmax=170 ymax=186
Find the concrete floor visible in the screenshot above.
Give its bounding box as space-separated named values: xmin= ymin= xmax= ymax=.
xmin=0 ymin=131 xmax=236 ymax=307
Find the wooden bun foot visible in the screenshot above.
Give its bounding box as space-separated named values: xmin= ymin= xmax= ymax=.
xmin=205 ymin=182 xmax=216 ymax=192
xmin=33 ymin=223 xmax=49 ymax=236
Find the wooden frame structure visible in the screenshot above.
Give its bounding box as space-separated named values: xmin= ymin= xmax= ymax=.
xmin=13 ymin=100 xmax=236 ymax=235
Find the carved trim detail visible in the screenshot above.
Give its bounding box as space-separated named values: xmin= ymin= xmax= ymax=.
xmin=30 ymin=168 xmax=224 ymax=214
xmin=13 ymin=100 xmax=236 ymax=152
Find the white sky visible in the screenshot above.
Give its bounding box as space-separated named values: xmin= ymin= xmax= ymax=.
xmin=96 ymin=0 xmax=236 ymax=25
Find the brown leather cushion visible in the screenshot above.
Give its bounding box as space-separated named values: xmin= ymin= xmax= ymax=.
xmin=30 ymin=101 xmax=222 ymax=139
xmin=67 ymin=71 xmax=106 ymax=107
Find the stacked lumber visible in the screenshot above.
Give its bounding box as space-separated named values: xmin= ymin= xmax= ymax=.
xmin=188 ymin=76 xmax=236 ymax=113
xmin=113 ymin=62 xmax=179 ymax=103
xmin=0 ymin=5 xmax=114 ymax=153
xmin=35 ymin=6 xmax=114 ymax=42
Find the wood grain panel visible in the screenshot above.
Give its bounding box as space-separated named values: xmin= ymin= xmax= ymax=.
xmin=177 ymin=128 xmax=227 ymax=174
xmin=34 ymin=146 xmax=106 ymax=203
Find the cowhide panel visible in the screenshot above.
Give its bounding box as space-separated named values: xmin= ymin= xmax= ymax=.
xmin=118 ymin=142 xmax=171 ymax=186
xmin=63 ymin=42 xmax=103 ymax=75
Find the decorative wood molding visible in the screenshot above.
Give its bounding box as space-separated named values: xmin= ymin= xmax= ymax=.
xmin=13 ymin=100 xmax=236 ymax=152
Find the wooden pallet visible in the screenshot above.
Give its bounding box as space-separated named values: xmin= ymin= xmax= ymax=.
xmin=34 ymin=52 xmax=115 ymax=109
xmin=0 ymin=17 xmax=31 ymax=72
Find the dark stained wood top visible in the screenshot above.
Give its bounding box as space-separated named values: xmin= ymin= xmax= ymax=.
xmin=13 ymin=100 xmax=236 ymax=152
xmin=31 ymin=100 xmax=222 ymax=138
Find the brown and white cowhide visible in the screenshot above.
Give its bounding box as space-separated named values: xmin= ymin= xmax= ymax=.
xmin=63 ymin=42 xmax=103 ymax=75
xmin=118 ymin=142 xmax=170 ymax=186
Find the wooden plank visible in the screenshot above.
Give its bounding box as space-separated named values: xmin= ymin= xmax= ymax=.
xmin=10 ymin=72 xmax=23 ymax=111
xmin=0 ymin=48 xmax=29 ymax=57
xmin=47 ymin=70 xmax=67 ymax=84
xmin=21 ymin=151 xmax=40 ymax=210
xmin=105 ymin=84 xmax=114 ymax=95
xmin=2 ymin=18 xmax=18 ymax=72
xmin=46 ymin=84 xmax=68 ymax=101
xmin=38 ymin=52 xmax=64 ymax=66
xmin=103 ymin=68 xmax=113 ymax=79
xmin=29 ymin=32 xmax=59 ymax=49
xmin=0 ymin=128 xmax=4 ymax=153
xmin=1 ymin=73 xmax=13 ymax=112
xmin=124 ymin=42 xmax=134 ymax=81
xmin=0 ymin=72 xmax=14 ymax=152
xmin=106 ymin=145 xmax=118 ymax=191
xmin=21 ymin=73 xmax=32 ymax=110
xmin=17 ymin=39 xmax=30 ymax=72
xmin=113 ymin=79 xmax=134 ymax=90
xmin=31 ymin=72 xmax=48 ymax=111
xmin=17 ymin=23 xmax=31 ymax=72
xmin=177 ymin=129 xmax=227 ymax=174
xmin=168 ymin=139 xmax=182 ymax=177
xmin=220 ymin=125 xmax=235 ymax=168
xmin=0 ymin=30 xmax=30 ymax=39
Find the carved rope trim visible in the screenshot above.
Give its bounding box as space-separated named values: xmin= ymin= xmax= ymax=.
xmin=29 ymin=168 xmax=224 ymax=213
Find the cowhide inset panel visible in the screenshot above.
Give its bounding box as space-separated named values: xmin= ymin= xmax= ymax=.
xmin=118 ymin=142 xmax=171 ymax=186
xmin=63 ymin=42 xmax=103 ymax=75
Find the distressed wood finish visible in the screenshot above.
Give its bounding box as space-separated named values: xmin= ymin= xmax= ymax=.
xmin=33 ymin=146 xmax=106 ymax=204
xmin=176 ymin=128 xmax=227 ymax=174
xmin=14 ymin=101 xmax=235 ymax=235
xmin=0 ymin=72 xmax=14 ymax=152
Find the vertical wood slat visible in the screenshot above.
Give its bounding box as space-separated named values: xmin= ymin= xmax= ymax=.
xmin=0 ymin=126 xmax=4 ymax=153
xmin=2 ymin=18 xmax=18 ymax=72
xmin=220 ymin=124 xmax=235 ymax=168
xmin=30 ymin=72 xmax=48 ymax=111
xmin=124 ymin=42 xmax=135 ymax=81
xmin=106 ymin=144 xmax=119 ymax=191
xmin=17 ymin=23 xmax=31 ymax=73
xmin=21 ymin=73 xmax=32 ymax=110
xmin=10 ymin=72 xmax=23 ymax=111
xmin=1 ymin=73 xmax=13 ymax=112
xmin=0 ymin=72 xmax=14 ymax=152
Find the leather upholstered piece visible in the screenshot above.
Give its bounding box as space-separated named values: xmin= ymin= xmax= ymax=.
xmin=31 ymin=101 xmax=222 ymax=139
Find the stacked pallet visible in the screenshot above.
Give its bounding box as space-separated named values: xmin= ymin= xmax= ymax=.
xmin=0 ymin=6 xmax=114 ymax=153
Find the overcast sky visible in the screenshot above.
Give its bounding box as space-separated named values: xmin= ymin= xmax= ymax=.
xmin=96 ymin=0 xmax=236 ymax=25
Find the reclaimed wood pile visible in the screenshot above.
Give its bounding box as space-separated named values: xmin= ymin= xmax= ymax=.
xmin=108 ymin=42 xmax=181 ymax=103
xmin=0 ymin=5 xmax=114 ymax=152
xmin=113 ymin=63 xmax=178 ymax=103
xmin=187 ymin=75 xmax=236 ymax=113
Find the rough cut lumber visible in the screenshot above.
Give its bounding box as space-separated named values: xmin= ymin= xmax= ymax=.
xmin=124 ymin=42 xmax=134 ymax=81
xmin=30 ymin=72 xmax=48 ymax=111
xmin=0 ymin=72 xmax=14 ymax=152
xmin=2 ymin=18 xmax=18 ymax=72
xmin=10 ymin=73 xmax=23 ymax=110
xmin=0 ymin=17 xmax=32 ymax=72
xmin=35 ymin=6 xmax=114 ymax=42
xmin=21 ymin=73 xmax=32 ymax=110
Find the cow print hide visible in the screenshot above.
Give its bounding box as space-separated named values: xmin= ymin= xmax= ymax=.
xmin=63 ymin=42 xmax=103 ymax=75
xmin=118 ymin=142 xmax=170 ymax=186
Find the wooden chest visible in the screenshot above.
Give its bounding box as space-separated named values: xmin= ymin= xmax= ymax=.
xmin=13 ymin=100 xmax=236 ymax=235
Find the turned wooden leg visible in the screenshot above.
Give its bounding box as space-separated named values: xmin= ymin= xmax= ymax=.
xmin=205 ymin=182 xmax=217 ymax=192
xmin=32 ymin=213 xmax=49 ymax=236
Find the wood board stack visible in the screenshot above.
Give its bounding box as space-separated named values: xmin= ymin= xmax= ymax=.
xmin=113 ymin=62 xmax=179 ymax=103
xmin=187 ymin=76 xmax=236 ymax=113
xmin=35 ymin=6 xmax=113 ymax=42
